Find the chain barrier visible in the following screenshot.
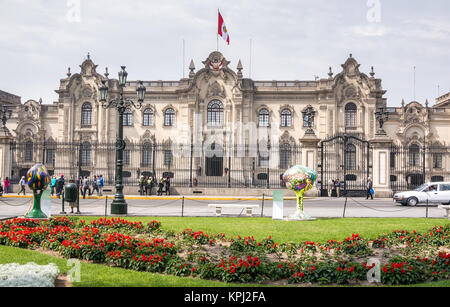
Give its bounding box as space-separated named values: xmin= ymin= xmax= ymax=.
xmin=348 ymin=197 xmax=420 ymax=213
xmin=0 ymin=198 xmax=32 ymax=207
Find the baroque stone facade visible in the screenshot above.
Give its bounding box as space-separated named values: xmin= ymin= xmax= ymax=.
xmin=2 ymin=51 xmax=450 ymax=195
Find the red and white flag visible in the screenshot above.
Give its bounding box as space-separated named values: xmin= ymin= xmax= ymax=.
xmin=218 ymin=10 xmax=230 ymax=45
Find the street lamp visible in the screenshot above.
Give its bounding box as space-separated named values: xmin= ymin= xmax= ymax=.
xmin=99 ymin=67 xmax=146 ymax=215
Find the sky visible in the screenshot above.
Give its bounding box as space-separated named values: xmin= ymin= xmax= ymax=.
xmin=0 ymin=0 xmax=449 ymax=107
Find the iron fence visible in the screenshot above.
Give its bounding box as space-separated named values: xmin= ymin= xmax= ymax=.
xmin=9 ymin=141 xmax=302 ymax=189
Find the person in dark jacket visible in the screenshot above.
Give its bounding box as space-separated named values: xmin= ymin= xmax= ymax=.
xmin=56 ymin=175 xmax=65 ymax=199
xmin=164 ymin=176 xmax=171 ymax=195
xmin=366 ymin=177 xmax=374 ymax=200
xmin=157 ymin=177 xmax=164 ymax=196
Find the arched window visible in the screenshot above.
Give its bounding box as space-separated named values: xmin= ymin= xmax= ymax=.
xmin=345 ymin=144 xmax=356 ymax=170
xmin=345 ymin=103 xmax=357 ymax=127
xmin=81 ymin=142 xmax=91 ymax=166
xmin=25 ymin=141 xmax=33 ymax=162
xmin=164 ymin=108 xmax=175 ymax=126
xmin=207 ymin=100 xmax=224 ymax=126
xmin=123 ymin=108 xmax=133 ymax=126
xmin=143 ymin=108 xmax=154 ymax=126
xmin=142 ymin=142 xmax=152 ymax=166
xmin=258 ymin=108 xmax=270 ymax=127
xmin=281 ymin=109 xmax=292 ymax=127
xmin=280 ymin=143 xmax=291 ymax=169
xmin=409 ymin=144 xmax=420 ymax=167
xmin=81 ymin=103 xmax=92 ymax=126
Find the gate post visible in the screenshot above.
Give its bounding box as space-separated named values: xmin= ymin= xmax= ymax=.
xmin=0 ymin=129 xmax=13 ymax=184
xmin=299 ymin=132 xmax=321 ymax=197
xmin=370 ymin=134 xmax=393 ymax=198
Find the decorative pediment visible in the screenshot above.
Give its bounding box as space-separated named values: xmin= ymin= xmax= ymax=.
xmin=79 ymin=53 xmax=98 ymax=76
xmin=202 ymin=51 xmax=230 ymax=72
xmin=341 ymin=54 xmax=361 ymax=78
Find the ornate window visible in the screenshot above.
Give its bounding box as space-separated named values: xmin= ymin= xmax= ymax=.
xmin=143 ymin=108 xmax=154 ymax=126
xmin=123 ymin=149 xmax=131 ymax=166
xmin=280 ymin=143 xmax=291 ymax=169
xmin=433 ymin=153 xmax=442 ymax=169
xmin=164 ymin=108 xmax=175 ymax=126
xmin=280 ymin=109 xmax=292 ymax=127
xmin=25 ymin=141 xmax=33 ymax=162
xmin=409 ymin=144 xmax=420 ymax=167
xmin=345 ymin=103 xmax=357 ymax=127
xmin=142 ymin=142 xmax=152 ymax=166
xmin=164 ymin=150 xmax=173 ymax=167
xmin=207 ymin=100 xmax=224 ymax=126
xmin=81 ymin=142 xmax=91 ymax=166
xmin=81 ymin=102 xmax=92 ymax=126
xmin=345 ymin=144 xmax=356 ymax=170
xmin=123 ymin=108 xmax=133 ymax=126
xmin=46 ymin=148 xmax=56 ymax=165
xmin=302 ymin=106 xmax=315 ymax=128
xmin=258 ymin=108 xmax=270 ymax=127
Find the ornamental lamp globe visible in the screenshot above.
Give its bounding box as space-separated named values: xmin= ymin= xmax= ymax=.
xmin=136 ymin=81 xmax=146 ymax=102
xmin=99 ymin=80 xmax=108 ymax=102
xmin=118 ymin=66 xmax=128 ymax=86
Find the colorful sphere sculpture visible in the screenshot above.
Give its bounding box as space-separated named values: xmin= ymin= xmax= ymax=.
xmin=283 ymin=165 xmax=317 ymax=216
xmin=26 ymin=164 xmax=51 ymax=191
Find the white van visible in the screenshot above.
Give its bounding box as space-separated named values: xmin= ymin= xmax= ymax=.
xmin=393 ymin=182 xmax=450 ymax=206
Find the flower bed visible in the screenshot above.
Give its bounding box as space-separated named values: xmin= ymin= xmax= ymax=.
xmin=0 ymin=217 xmax=449 ymax=286
xmin=0 ymin=262 xmax=60 ymax=287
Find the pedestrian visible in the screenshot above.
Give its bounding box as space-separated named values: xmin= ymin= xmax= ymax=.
xmin=327 ymin=179 xmax=334 ymax=197
xmin=366 ymin=177 xmax=374 ymax=200
xmin=98 ymin=175 xmax=104 ymax=196
xmin=4 ymin=177 xmax=10 ymax=194
xmin=157 ymin=177 xmax=164 ymax=196
xmin=139 ymin=175 xmax=145 ymax=196
xmin=18 ymin=176 xmax=26 ymax=195
xmin=145 ymin=176 xmax=153 ymax=196
xmin=82 ymin=176 xmax=90 ymax=199
xmin=56 ymin=175 xmax=65 ymax=199
xmin=0 ymin=182 xmax=3 ymax=196
xmin=50 ymin=176 xmax=56 ymax=196
xmin=92 ymin=175 xmax=99 ymax=196
xmin=335 ymin=178 xmax=341 ymax=198
xmin=78 ymin=176 xmax=83 ymax=195
xmin=164 ymin=176 xmax=171 ymax=196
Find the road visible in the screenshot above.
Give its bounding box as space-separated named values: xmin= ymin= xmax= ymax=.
xmin=0 ymin=195 xmax=448 ymax=220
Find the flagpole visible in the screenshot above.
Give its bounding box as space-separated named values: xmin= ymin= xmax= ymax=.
xmin=217 ymin=9 xmax=219 ymax=51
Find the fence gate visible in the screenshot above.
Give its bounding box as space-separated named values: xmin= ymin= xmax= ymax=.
xmin=319 ymin=135 xmax=372 ymax=197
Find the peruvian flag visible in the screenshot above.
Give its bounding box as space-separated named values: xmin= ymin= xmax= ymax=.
xmin=218 ymin=10 xmax=230 ymax=45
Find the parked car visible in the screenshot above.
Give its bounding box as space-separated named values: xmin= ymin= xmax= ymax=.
xmin=393 ymin=182 xmax=450 ymax=206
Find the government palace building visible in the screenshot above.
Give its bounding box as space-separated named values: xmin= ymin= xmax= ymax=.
xmin=1 ymin=51 xmax=449 ymax=196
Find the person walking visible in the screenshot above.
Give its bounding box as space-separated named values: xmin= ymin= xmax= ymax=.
xmin=98 ymin=175 xmax=104 ymax=196
xmin=366 ymin=177 xmax=374 ymax=200
xmin=50 ymin=176 xmax=56 ymax=196
xmin=335 ymin=178 xmax=341 ymax=198
xmin=92 ymin=175 xmax=100 ymax=196
xmin=164 ymin=176 xmax=171 ymax=196
xmin=82 ymin=176 xmax=90 ymax=199
xmin=4 ymin=177 xmax=10 ymax=194
xmin=327 ymin=179 xmax=334 ymax=197
xmin=56 ymin=175 xmax=65 ymax=199
xmin=18 ymin=176 xmax=26 ymax=195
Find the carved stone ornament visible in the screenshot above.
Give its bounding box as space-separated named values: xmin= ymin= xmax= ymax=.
xmin=202 ymin=51 xmax=230 ymax=77
xmin=207 ymin=81 xmax=226 ymax=98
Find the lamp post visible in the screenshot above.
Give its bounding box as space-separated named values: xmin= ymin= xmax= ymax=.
xmin=99 ymin=67 xmax=146 ymax=215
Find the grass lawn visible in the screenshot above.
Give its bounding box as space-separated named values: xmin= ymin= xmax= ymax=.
xmin=1 ymin=217 xmax=449 ymax=287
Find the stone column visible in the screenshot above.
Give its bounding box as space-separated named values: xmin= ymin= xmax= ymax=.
xmin=0 ymin=127 xmax=13 ymax=183
xmin=299 ymin=132 xmax=321 ymax=197
xmin=370 ymin=134 xmax=393 ymax=198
